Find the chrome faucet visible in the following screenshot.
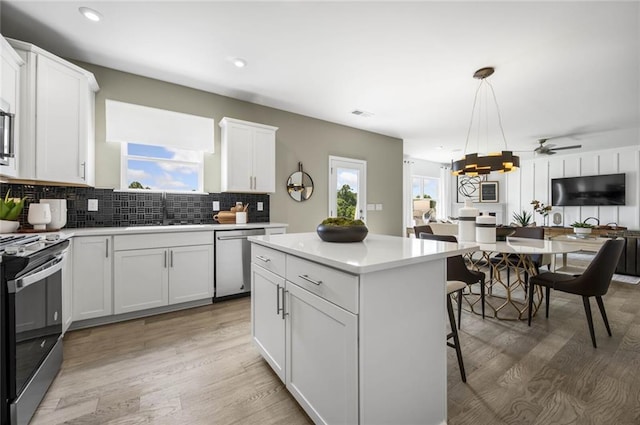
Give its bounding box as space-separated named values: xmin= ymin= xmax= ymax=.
xmin=584 ymin=217 xmax=599 ymax=226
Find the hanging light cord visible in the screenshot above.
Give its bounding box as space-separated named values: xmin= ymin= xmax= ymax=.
xmin=486 ymin=80 xmax=509 ymax=150
xmin=462 ymin=80 xmax=483 ymax=155
xmin=462 ymin=78 xmax=509 ymax=154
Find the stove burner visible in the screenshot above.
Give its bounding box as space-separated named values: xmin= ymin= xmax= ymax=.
xmin=0 ymin=235 xmax=44 ymax=254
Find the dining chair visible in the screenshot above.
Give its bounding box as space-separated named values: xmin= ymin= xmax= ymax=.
xmin=413 ymin=225 xmax=433 ymax=238
xmin=447 ymin=280 xmax=467 ymax=382
xmin=419 ymin=233 xmax=486 ymax=323
xmin=527 ymin=238 xmax=624 ymax=348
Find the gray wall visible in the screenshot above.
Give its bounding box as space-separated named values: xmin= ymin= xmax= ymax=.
xmin=77 ymin=61 xmax=404 ymax=235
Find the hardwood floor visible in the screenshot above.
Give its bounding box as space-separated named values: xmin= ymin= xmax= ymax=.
xmin=33 ymin=276 xmax=640 ymax=424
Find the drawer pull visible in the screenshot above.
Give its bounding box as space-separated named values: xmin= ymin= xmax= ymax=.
xmin=299 ymin=274 xmax=322 ymax=285
xmin=256 ymin=255 xmax=271 ymax=263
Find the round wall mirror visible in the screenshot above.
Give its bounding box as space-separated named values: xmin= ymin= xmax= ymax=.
xmin=287 ymin=162 xmax=314 ymax=202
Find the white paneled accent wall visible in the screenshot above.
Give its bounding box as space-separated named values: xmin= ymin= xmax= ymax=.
xmin=505 ymin=146 xmax=640 ymax=229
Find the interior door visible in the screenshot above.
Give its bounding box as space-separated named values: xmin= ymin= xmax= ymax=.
xmin=328 ymin=156 xmax=367 ymax=221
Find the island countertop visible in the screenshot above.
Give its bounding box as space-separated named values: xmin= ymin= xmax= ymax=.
xmin=249 ymin=232 xmax=478 ymax=274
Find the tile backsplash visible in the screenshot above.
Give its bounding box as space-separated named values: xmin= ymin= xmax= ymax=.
xmin=0 ymin=183 xmax=269 ymax=228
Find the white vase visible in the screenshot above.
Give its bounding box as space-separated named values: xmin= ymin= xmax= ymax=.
xmin=28 ymin=203 xmax=52 ymax=230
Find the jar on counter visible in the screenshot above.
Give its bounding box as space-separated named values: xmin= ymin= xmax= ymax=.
xmin=476 ymin=213 xmax=496 ymax=243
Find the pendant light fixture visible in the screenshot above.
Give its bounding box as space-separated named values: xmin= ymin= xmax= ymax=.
xmin=452 ymin=67 xmax=519 ymax=176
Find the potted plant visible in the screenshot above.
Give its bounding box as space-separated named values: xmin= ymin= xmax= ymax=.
xmin=570 ymin=221 xmax=595 ymax=235
xmin=0 ymin=190 xmax=27 ymax=233
xmin=512 ymin=210 xmax=533 ymax=227
xmin=317 ymin=217 xmax=368 ymax=242
xmin=531 ymin=200 xmax=552 ymax=226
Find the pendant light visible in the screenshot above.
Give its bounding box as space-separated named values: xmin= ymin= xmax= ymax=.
xmin=452 ymin=67 xmax=519 ymax=176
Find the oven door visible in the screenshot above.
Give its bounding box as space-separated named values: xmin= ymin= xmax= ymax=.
xmin=7 ymin=253 xmax=64 ymax=400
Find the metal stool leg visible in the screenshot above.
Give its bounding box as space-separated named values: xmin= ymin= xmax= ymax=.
xmin=447 ymin=293 xmax=466 ymax=382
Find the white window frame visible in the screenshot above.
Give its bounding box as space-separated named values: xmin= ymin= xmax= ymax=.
xmin=120 ymin=142 xmax=205 ymax=193
xmin=328 ymin=156 xmax=367 ymax=221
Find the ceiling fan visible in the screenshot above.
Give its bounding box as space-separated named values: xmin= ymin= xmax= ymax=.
xmin=533 ymin=138 xmax=582 ymax=155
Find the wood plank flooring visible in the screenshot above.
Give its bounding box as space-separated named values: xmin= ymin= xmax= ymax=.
xmin=33 ymin=272 xmax=640 ymax=424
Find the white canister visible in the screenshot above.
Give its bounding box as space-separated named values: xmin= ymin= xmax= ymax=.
xmin=476 ymin=213 xmax=497 ymax=243
xmin=40 ymin=199 xmax=67 ymax=230
xmin=458 ymin=199 xmax=478 ymax=242
xmin=28 ymin=203 xmax=52 ymax=230
xmin=235 ymin=211 xmax=247 ymax=224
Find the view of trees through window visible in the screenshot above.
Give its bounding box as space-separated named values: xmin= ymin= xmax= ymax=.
xmin=336 ymin=184 xmax=358 ymax=218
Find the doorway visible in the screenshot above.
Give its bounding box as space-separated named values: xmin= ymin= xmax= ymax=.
xmin=328 ymin=156 xmax=367 ymax=221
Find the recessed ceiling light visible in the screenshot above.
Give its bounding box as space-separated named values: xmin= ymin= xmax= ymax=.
xmin=232 ymin=58 xmax=247 ymax=68
xmin=435 ymin=146 xmax=444 ymax=150
xmin=79 ymin=7 xmax=102 ymax=22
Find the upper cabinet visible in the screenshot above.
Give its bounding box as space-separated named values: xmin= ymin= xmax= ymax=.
xmin=8 ymin=38 xmax=99 ymax=185
xmin=0 ymin=36 xmax=24 ymax=178
xmin=220 ymin=117 xmax=277 ymax=193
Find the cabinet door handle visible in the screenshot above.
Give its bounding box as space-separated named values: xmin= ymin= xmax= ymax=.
xmin=256 ymin=255 xmax=271 ymax=263
xmin=105 ymin=238 xmax=109 ymax=258
xmin=253 ymin=176 xmax=257 ymax=190
xmin=276 ymin=283 xmax=282 ymax=315
xmin=249 ymin=176 xmax=253 ymax=189
xmin=80 ymin=162 xmax=86 ymax=180
xmin=298 ymin=274 xmax=322 ymax=285
xmin=164 ymin=251 xmax=167 ymax=268
xmin=282 ymin=289 xmax=288 ymax=318
xmin=170 ymin=250 xmax=174 ymax=267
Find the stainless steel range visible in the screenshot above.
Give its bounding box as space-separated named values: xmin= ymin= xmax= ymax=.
xmin=1 ymin=234 xmax=69 ymax=425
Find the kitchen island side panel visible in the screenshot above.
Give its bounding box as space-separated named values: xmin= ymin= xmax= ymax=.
xmin=359 ymin=259 xmax=447 ymax=425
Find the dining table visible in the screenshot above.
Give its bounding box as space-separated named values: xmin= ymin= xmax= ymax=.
xmin=461 ymin=236 xmax=581 ymax=320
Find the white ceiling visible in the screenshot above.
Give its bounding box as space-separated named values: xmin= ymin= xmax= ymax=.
xmin=1 ymin=1 xmax=639 ymax=163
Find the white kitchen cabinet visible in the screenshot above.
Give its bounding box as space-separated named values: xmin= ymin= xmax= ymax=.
xmin=286 ymin=282 xmax=358 ymax=425
xmin=8 ymin=38 xmax=98 ymax=185
xmin=0 ymin=36 xmax=24 ymax=177
xmin=220 ymin=117 xmax=277 ymax=193
xmin=113 ymin=232 xmax=214 ymax=314
xmin=114 ymin=248 xmax=169 ymax=314
xmin=251 ymin=263 xmax=286 ymax=381
xmin=169 ymin=244 xmax=214 ymax=304
xmin=250 ymin=244 xmax=358 ymax=424
xmin=72 ymin=236 xmax=113 ymax=321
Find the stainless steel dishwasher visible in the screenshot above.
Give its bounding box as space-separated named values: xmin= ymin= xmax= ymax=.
xmin=215 ymin=228 xmax=266 ymax=298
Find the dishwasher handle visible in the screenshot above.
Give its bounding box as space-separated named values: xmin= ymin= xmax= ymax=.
xmin=217 ymin=235 xmax=250 ymax=241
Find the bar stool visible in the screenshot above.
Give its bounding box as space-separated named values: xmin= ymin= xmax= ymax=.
xmin=447 ymin=280 xmax=467 ymax=382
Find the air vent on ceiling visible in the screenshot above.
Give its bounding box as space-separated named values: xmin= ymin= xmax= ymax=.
xmin=351 ymin=110 xmax=374 ymax=118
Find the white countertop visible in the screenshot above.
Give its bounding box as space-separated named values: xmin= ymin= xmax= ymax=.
xmin=249 ymin=232 xmax=478 ymax=274
xmin=51 ymin=222 xmax=288 ymax=237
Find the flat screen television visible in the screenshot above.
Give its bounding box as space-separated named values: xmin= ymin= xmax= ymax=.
xmin=551 ymin=173 xmax=625 ymax=206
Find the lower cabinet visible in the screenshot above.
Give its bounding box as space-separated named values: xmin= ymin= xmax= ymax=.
xmin=251 ymin=264 xmax=285 ymax=381
xmin=114 ymin=248 xmax=169 ymax=314
xmin=113 ymin=233 xmax=214 ymax=314
xmin=251 ymin=247 xmax=358 ymax=424
xmin=62 ymin=240 xmax=73 ymax=334
xmin=72 ymin=236 xmax=113 ymax=321
xmin=285 ymin=282 xmax=358 ymax=425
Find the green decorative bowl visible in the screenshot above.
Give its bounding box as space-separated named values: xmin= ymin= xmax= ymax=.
xmin=316 ymin=224 xmax=368 ymax=243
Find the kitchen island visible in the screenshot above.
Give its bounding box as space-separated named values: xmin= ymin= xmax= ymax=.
xmin=249 ymin=232 xmax=477 ymax=425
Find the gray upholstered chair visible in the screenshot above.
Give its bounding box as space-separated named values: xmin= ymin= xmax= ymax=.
xmin=527 ymin=238 xmax=624 ymax=348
